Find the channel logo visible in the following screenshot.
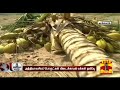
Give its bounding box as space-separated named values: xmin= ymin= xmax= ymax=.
xmin=10 ymin=62 xmax=23 ymax=72
xmin=100 ymin=60 xmax=112 ymax=74
xmin=0 ymin=63 xmax=10 ymax=72
xmin=0 ymin=62 xmax=23 ymax=72
xmin=98 ymin=21 xmax=111 ymax=25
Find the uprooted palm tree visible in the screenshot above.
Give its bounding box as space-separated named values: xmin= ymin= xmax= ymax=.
xmin=1 ymin=13 xmax=120 ymax=77
xmin=50 ymin=13 xmax=120 ymax=77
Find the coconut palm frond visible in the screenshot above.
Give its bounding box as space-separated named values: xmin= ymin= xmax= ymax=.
xmin=1 ymin=13 xmax=50 ymax=32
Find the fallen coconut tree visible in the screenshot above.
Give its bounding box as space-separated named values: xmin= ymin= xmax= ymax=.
xmin=49 ymin=16 xmax=120 ymax=77
xmin=0 ymin=13 xmax=120 ymax=77
xmin=51 ymin=24 xmax=120 ymax=77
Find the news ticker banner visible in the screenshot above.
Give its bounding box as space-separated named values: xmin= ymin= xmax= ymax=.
xmin=0 ymin=63 xmax=96 ymax=72
xmin=0 ymin=59 xmax=113 ymax=74
xmin=23 ymin=66 xmax=96 ymax=71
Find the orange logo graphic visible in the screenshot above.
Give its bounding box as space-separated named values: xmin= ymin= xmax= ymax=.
xmin=100 ymin=60 xmax=112 ymax=74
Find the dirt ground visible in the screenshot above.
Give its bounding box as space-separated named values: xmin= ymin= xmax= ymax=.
xmin=0 ymin=48 xmax=75 ymax=77
xmin=0 ymin=13 xmax=120 ymax=77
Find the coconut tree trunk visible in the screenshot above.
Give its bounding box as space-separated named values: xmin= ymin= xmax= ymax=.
xmin=56 ymin=26 xmax=120 ymax=77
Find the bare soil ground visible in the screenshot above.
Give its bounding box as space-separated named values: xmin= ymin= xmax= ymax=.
xmin=0 ymin=13 xmax=120 ymax=77
xmin=0 ymin=48 xmax=75 ymax=77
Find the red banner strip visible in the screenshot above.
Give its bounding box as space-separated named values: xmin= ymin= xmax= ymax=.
xmin=23 ymin=66 xmax=96 ymax=71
